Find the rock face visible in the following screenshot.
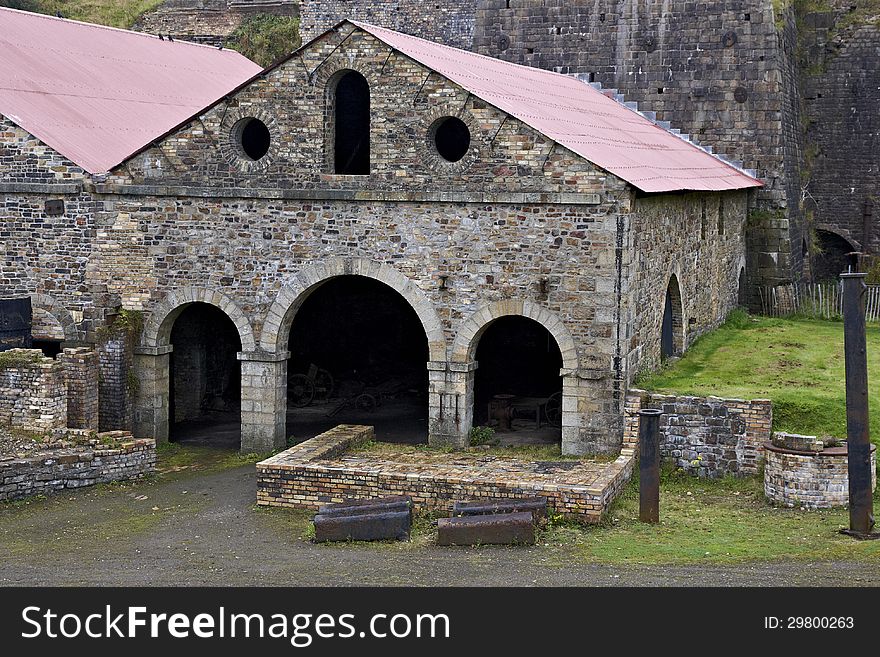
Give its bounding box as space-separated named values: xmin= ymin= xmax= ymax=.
xmin=134 ymin=0 xmax=298 ymax=45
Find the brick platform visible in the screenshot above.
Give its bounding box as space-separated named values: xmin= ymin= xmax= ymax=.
xmin=257 ymin=425 xmax=634 ymax=523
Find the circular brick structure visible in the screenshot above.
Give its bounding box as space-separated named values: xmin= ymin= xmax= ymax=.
xmin=764 ymin=440 xmax=877 ymax=509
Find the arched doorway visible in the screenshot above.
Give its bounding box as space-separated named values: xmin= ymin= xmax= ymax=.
xmin=737 ymin=266 xmax=747 ymax=308
xmin=813 ymin=229 xmax=856 ymax=281
xmin=169 ymin=303 xmax=242 ymax=447
xmin=473 ymin=316 xmax=563 ymax=446
xmin=286 ymin=276 xmax=429 ymax=443
xmin=661 ymin=275 xmax=683 ymax=360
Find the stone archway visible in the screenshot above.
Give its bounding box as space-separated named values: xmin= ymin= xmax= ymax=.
xmin=661 ymin=274 xmax=684 ymax=359
xmin=30 ymin=293 xmax=81 ymax=343
xmin=133 ymin=288 xmax=256 ymax=447
xmin=449 ymin=300 xmax=584 ymax=454
xmin=143 ymin=288 xmax=256 ymax=351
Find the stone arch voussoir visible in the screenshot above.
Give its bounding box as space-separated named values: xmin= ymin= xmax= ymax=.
xmin=260 ymin=257 xmax=447 ymax=362
xmin=142 ymin=288 xmax=256 ymax=351
xmin=451 ymin=300 xmax=579 ymax=370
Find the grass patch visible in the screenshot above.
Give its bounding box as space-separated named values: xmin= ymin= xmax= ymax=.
xmin=540 ymin=466 xmax=880 ymax=565
xmin=227 ymin=14 xmax=301 ymax=67
xmin=637 ymin=314 xmax=880 ymax=445
xmin=3 ymin=0 xmax=165 ymax=29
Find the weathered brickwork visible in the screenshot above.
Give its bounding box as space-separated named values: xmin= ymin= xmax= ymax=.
xmin=0 ymin=350 xmax=67 ymax=432
xmin=300 ymin=0 xmax=476 ymax=48
xmin=624 ymin=390 xmax=772 ymax=477
xmin=0 ymin=433 xmax=156 ymax=502
xmin=764 ymin=437 xmax=877 ymax=509
xmin=1 ymin=23 xmax=751 ymax=455
xmin=98 ymin=337 xmax=133 ymax=432
xmin=256 ymin=424 xmax=635 ymax=522
xmin=58 ymin=347 xmax=100 ymax=430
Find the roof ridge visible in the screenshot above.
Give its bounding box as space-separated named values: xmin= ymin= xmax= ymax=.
xmin=0 ymin=6 xmax=236 ymax=53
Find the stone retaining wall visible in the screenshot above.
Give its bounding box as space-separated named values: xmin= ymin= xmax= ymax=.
xmin=624 ymin=389 xmax=772 ymax=477
xmin=0 ymin=349 xmax=66 ymax=431
xmin=0 ymin=433 xmax=156 ymax=502
xmin=257 ymin=425 xmax=635 ymax=522
xmin=764 ymin=438 xmax=877 ymax=510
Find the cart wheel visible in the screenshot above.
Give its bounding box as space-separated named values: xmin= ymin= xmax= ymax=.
xmin=545 ymin=392 xmax=562 ymax=427
xmin=355 ymin=393 xmax=377 ymax=412
xmin=288 ymin=374 xmax=315 ymax=407
xmin=313 ymin=368 xmax=335 ymax=401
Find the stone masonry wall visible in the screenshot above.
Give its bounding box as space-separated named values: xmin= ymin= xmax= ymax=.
xmin=0 ymin=434 xmax=156 ymax=502
xmin=624 ymin=389 xmax=772 ymax=477
xmin=300 ymin=0 xmax=477 ymax=48
xmin=58 ymin=347 xmax=99 ymax=430
xmin=626 ymin=191 xmax=749 ymax=379
xmin=0 ymin=350 xmax=66 ymax=432
xmin=798 ymin=3 xmax=880 ymax=256
xmin=473 ymin=0 xmax=803 ymax=294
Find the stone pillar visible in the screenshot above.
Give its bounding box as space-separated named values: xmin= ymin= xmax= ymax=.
xmin=239 ymin=350 xmax=288 ymax=453
xmin=561 ymin=368 xmax=621 ymax=456
xmin=59 ymin=346 xmax=99 ymax=430
xmin=428 ymin=360 xmax=476 ymax=448
xmin=132 ymin=346 xmax=172 ymax=443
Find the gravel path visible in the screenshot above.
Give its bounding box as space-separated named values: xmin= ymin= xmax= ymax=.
xmin=0 ymin=463 xmax=877 ymax=587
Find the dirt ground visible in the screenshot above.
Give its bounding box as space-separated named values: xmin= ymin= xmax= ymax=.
xmin=0 ymin=454 xmax=877 ymax=587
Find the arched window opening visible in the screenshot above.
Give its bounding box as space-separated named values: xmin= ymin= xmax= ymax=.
xmin=661 ymin=275 xmax=684 ymax=360
xmin=333 ymin=71 xmax=370 ymax=175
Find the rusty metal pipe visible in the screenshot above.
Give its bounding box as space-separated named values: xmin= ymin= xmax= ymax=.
xmin=841 ymin=272 xmax=875 ymax=536
xmin=639 ymin=408 xmax=662 ymax=524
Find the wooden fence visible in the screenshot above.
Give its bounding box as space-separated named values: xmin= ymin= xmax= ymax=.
xmin=759 ymin=282 xmax=880 ymax=321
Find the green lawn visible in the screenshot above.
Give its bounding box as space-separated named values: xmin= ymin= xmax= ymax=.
xmin=637 ymin=312 xmax=880 ymax=445
xmin=3 ymin=0 xmax=164 ymax=29
xmin=543 ymin=467 xmax=880 ymax=564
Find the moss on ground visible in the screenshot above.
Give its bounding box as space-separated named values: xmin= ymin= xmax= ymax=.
xmin=353 ymin=440 xmax=603 ymax=462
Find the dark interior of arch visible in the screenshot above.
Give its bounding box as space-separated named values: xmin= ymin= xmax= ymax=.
xmin=812 ymin=229 xmax=855 ymax=281
xmin=473 ymin=316 xmax=562 ymax=440
xmin=169 ymin=303 xmax=242 ymax=445
xmin=287 ymin=276 xmax=428 ymax=443
xmin=334 ymin=71 xmax=370 ymax=175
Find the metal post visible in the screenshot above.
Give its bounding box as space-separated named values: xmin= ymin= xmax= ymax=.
xmin=639 ymin=408 xmax=662 ymax=524
xmin=841 ymin=272 xmax=876 ymax=537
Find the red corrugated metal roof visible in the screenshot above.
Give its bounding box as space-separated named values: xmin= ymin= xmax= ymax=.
xmin=352 ymin=21 xmax=762 ymax=193
xmin=0 ymin=7 xmax=261 ymax=174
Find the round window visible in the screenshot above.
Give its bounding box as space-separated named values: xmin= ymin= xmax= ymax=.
xmin=232 ymin=117 xmax=270 ymax=161
xmin=431 ymin=116 xmax=471 ymax=163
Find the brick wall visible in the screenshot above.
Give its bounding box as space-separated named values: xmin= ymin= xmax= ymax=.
xmin=58 ymin=346 xmax=99 ymax=430
xmin=764 ymin=439 xmax=876 ymax=509
xmin=98 ymin=337 xmax=133 ymax=432
xmin=0 ymin=349 xmax=66 ymax=431
xmin=624 ymin=389 xmax=772 ymax=477
xmin=0 ymin=434 xmax=156 ymax=501
xmin=257 ymin=424 xmax=635 ymax=522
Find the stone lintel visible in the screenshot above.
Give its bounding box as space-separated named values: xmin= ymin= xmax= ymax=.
xmin=0 ymin=182 xmax=82 ymax=194
xmin=238 ymin=350 xmax=291 ymax=362
xmin=134 ymin=345 xmax=173 ymax=356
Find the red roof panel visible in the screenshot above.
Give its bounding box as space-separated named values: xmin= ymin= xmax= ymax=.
xmin=352 ymin=21 xmax=762 ymax=193
xmin=0 ymin=8 xmax=262 ymax=174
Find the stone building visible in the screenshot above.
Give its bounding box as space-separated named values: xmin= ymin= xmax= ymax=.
xmin=0 ymin=8 xmax=760 ymax=455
